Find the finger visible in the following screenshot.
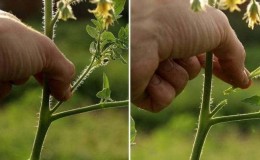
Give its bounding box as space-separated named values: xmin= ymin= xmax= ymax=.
xmin=212 ymin=27 xmax=251 ymax=89
xmin=46 ymin=56 xmax=75 ymax=101
xmin=157 ymin=59 xmax=189 ymax=95
xmin=175 ymin=57 xmax=201 ymax=80
xmin=0 ymin=82 xmax=12 ymax=99
xmin=134 ymin=74 xmax=176 ymax=112
xmin=39 ymin=41 xmax=75 ymax=101
xmin=152 ymin=2 xmax=250 ymax=88
xmin=197 ymin=53 xmax=251 ymax=88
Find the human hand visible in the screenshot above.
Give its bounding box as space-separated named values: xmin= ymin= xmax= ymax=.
xmin=0 ymin=12 xmax=75 ymax=101
xmin=131 ymin=0 xmax=251 ymax=112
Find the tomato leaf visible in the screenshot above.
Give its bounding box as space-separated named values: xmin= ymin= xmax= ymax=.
xmin=114 ymin=0 xmax=126 ymax=16
xmin=96 ymin=73 xmax=113 ymax=102
xmin=242 ymin=95 xmax=260 ymax=106
xmin=86 ymin=25 xmax=98 ymax=39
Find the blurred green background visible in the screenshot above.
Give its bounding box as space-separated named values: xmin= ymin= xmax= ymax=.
xmin=131 ymin=9 xmax=260 ymax=160
xmin=0 ymin=1 xmax=128 ymax=160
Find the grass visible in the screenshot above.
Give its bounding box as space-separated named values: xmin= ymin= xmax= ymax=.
xmin=132 ymin=124 xmax=260 ymax=160
xmin=0 ymin=19 xmax=128 ymax=160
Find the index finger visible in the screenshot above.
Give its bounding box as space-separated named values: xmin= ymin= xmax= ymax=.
xmin=212 ymin=27 xmax=251 ymax=88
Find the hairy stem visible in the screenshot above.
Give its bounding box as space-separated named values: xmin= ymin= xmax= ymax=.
xmin=190 ymin=53 xmax=213 ymax=160
xmin=30 ymin=0 xmax=53 ymax=159
xmin=44 ymin=0 xmax=53 ymax=39
xmin=29 ymin=78 xmax=51 ymax=160
xmin=51 ymin=100 xmax=128 ymax=121
xmin=211 ymin=111 xmax=260 ymax=125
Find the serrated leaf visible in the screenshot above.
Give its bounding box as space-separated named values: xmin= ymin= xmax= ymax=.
xmin=114 ymin=0 xmax=126 ymax=15
xmin=118 ymin=27 xmax=125 ymax=40
xmin=101 ymin=31 xmax=116 ymax=41
xmin=100 ymin=40 xmax=110 ymax=51
xmin=96 ymin=88 xmax=111 ymax=100
xmin=96 ymin=73 xmax=112 ymax=101
xmin=103 ymin=73 xmax=110 ymax=89
xmin=86 ymin=25 xmax=98 ymax=39
xmin=89 ymin=41 xmax=96 ymax=54
xmin=131 ymin=116 xmax=137 ymax=145
xmin=91 ymin=19 xmax=102 ymax=30
xmin=118 ymin=25 xmax=128 ymax=46
xmin=242 ymin=95 xmax=260 ymax=106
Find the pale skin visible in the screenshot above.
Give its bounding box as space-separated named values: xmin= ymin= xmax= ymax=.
xmin=0 ymin=11 xmax=75 ymax=101
xmin=131 ymin=0 xmax=251 ymax=112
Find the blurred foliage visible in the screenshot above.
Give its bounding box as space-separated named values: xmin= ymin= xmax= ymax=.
xmin=0 ymin=0 xmax=128 ymax=21
xmin=132 ymin=118 xmax=260 ymax=160
xmin=0 ymin=16 xmax=128 ymax=159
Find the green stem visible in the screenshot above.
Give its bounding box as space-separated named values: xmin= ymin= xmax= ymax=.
xmin=50 ymin=11 xmax=59 ymax=31
xmin=71 ymin=56 xmax=97 ymax=92
xmin=44 ymin=0 xmax=53 ymax=39
xmin=190 ymin=53 xmax=213 ymax=160
xmin=51 ymin=100 xmax=128 ymax=121
xmin=190 ymin=125 xmax=211 ymax=160
xmin=29 ymin=78 xmax=51 ymax=160
xmin=210 ymin=100 xmax=227 ymax=117
xmin=211 ymin=111 xmax=260 ymax=125
xmin=30 ymin=0 xmax=53 ymax=159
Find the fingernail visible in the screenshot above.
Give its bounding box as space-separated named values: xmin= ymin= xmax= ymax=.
xmin=150 ymin=75 xmax=161 ymax=85
xmin=161 ymin=60 xmax=174 ymax=72
xmin=242 ymin=70 xmax=250 ymax=88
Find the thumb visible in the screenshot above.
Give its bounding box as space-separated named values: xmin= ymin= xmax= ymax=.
xmin=212 ymin=27 xmax=251 ymax=89
xmin=34 ymin=38 xmax=75 ymax=101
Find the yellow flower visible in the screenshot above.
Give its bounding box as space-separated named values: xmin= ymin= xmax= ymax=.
xmin=57 ymin=0 xmax=76 ymax=21
xmin=89 ymin=0 xmax=115 ymax=29
xmin=243 ymin=0 xmax=260 ymax=29
xmin=89 ymin=0 xmax=114 ymax=18
xmin=103 ymin=14 xmax=114 ymax=29
xmin=219 ymin=0 xmax=246 ymax=12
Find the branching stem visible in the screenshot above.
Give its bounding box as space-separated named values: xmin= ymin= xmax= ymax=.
xmin=51 ymin=100 xmax=128 ymax=121
xmin=190 ymin=53 xmax=213 ymax=160
xmin=29 ymin=0 xmax=54 ymax=159
xmin=211 ymin=111 xmax=260 ymax=125
xmin=30 ymin=78 xmax=51 ymax=160
xmin=190 ymin=52 xmax=260 ymax=160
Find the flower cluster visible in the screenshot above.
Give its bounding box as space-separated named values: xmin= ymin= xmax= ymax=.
xmin=190 ymin=0 xmax=260 ymax=30
xmin=219 ymin=0 xmax=246 ymax=12
xmin=57 ymin=0 xmax=76 ymax=21
xmin=243 ymin=0 xmax=260 ymax=29
xmin=89 ymin=0 xmax=115 ymax=29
